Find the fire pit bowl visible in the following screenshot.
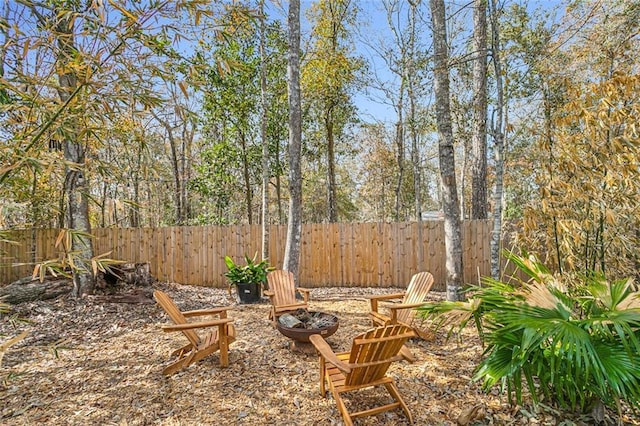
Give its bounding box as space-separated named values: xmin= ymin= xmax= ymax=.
xmin=276 ymin=310 xmax=339 ymax=343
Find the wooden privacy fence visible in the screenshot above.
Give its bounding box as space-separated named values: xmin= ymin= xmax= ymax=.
xmin=0 ymin=221 xmax=499 ymax=291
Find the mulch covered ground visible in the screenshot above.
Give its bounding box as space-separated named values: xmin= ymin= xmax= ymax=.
xmin=1 ymin=282 xmax=638 ymax=425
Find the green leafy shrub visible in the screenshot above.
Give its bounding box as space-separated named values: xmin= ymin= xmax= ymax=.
xmin=224 ymin=253 xmax=272 ymax=286
xmin=418 ymin=251 xmax=640 ymax=414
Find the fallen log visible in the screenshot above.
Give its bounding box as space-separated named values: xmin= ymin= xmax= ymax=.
xmin=278 ymin=313 xmax=304 ymax=329
xmin=0 ymin=277 xmax=73 ymax=304
xmin=1 ymin=262 xmax=155 ymax=304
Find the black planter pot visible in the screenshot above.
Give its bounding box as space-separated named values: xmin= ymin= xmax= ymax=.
xmin=235 ymin=282 xmax=262 ymax=304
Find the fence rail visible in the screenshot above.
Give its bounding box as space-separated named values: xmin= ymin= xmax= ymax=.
xmin=0 ymin=221 xmax=502 ymax=291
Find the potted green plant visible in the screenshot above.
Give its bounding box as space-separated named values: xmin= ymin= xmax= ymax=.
xmin=224 ymin=253 xmax=272 ymax=304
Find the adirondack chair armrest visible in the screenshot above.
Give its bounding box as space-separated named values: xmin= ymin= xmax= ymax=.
xmin=368 ymin=292 xmax=406 ymax=312
xmin=297 ymin=287 xmax=311 ymax=302
xmin=309 ymin=334 xmax=352 ymax=375
xmin=265 ymin=288 xmax=310 ymax=301
xmin=387 ymin=302 xmax=425 ymax=322
xmin=392 ymin=302 xmax=426 ymax=309
xmin=369 ymin=292 xmax=407 ymax=301
xmin=182 ymin=307 xmax=233 ymax=318
xmin=162 ymin=318 xmax=232 ymax=332
xmin=388 ymin=302 xmax=425 ymax=316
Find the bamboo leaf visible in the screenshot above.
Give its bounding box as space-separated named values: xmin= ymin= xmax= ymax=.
xmin=178 ymin=80 xmax=189 ymax=99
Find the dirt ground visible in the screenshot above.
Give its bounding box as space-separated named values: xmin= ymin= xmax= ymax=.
xmin=1 ymin=282 xmax=638 ymax=425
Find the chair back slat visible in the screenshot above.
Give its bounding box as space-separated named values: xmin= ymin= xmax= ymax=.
xmin=397 ymin=272 xmax=434 ymax=324
xmin=154 ymin=290 xmax=201 ymax=347
xmin=267 ymin=270 xmax=298 ymax=307
xmin=346 ymin=324 xmax=413 ymax=386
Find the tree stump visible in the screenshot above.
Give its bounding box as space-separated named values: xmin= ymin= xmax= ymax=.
xmin=97 ymin=262 xmax=155 ymax=290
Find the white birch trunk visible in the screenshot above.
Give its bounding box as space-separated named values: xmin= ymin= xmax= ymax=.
xmin=489 ymin=0 xmax=506 ymax=279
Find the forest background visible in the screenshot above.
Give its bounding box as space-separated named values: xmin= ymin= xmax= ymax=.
xmin=1 ymin=0 xmax=639 ymax=295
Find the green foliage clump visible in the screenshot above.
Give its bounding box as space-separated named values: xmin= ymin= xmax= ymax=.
xmin=224 ymin=253 xmax=272 ymax=286
xmin=418 ymin=251 xmax=640 ymax=415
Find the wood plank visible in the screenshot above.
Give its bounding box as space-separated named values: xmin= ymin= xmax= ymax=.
xmin=381 ymin=222 xmax=392 ymax=286
xmin=212 ymin=226 xmax=224 ymax=288
xmin=200 ymin=226 xmax=210 ymax=286
xmin=372 ymin=223 xmax=381 ymax=287
xmin=327 ymin=223 xmax=338 ymax=287
xmin=309 ymin=224 xmax=322 ymax=286
xmin=198 ymin=226 xmax=207 ymax=286
xmin=185 ymin=226 xmax=195 ymax=285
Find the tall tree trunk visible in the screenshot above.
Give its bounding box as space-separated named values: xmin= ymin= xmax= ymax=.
xmin=259 ymin=0 xmax=270 ymax=260
xmin=472 ymin=0 xmax=488 ymax=220
xmin=326 ymin=107 xmax=337 ymax=222
xmin=100 ymin=180 xmax=108 ymax=227
xmin=429 ymin=0 xmax=463 ymax=301
xmin=56 ymin=11 xmax=95 ymax=297
xmin=132 ymin=176 xmax=141 ymax=227
xmin=131 ymin=138 xmax=142 ymax=227
xmin=283 ymin=0 xmax=302 ymax=283
xmin=394 ymin=82 xmax=405 ymax=222
xmin=180 ymin=123 xmax=194 ymax=223
xmin=275 ymin=153 xmax=284 ymax=224
xmin=162 ymin=119 xmax=184 ymax=225
xmin=407 ymin=2 xmax=421 ymax=223
xmin=240 ymin=130 xmax=253 ymax=224
xmin=407 ymin=3 xmax=426 ymax=272
xmin=489 ymin=0 xmax=505 ymax=279
xmin=326 ymin=11 xmax=340 ymax=224
xmin=460 ymin=133 xmax=469 ymax=219
xmin=152 ymin=109 xmax=191 ymax=225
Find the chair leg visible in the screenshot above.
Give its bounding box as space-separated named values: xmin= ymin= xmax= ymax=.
xmin=384 ymin=381 xmax=413 ymax=424
xmin=399 ymin=345 xmax=416 ymax=363
xmin=218 ymin=336 xmax=229 ymax=367
xmin=319 ymin=357 xmax=326 ymax=396
xmin=162 ymin=351 xmax=195 ymax=376
xmin=163 ymin=361 xmax=185 ymax=376
xmin=332 ymin=390 xmax=353 ymax=426
xmin=414 ymin=327 xmax=435 ymax=341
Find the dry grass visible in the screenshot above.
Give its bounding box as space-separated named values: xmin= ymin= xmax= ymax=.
xmin=0 ymin=282 xmax=637 ymax=425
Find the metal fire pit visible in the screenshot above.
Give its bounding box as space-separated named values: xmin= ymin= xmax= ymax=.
xmin=276 ymin=310 xmax=339 ymax=343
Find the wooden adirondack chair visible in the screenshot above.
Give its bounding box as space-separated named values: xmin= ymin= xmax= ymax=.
xmin=153 ymin=290 xmax=236 ymax=376
xmin=264 ymin=270 xmax=311 ymax=325
xmin=368 ymin=271 xmax=434 ymax=362
xmin=369 ymin=271 xmax=434 ymax=338
xmin=309 ymin=324 xmax=415 ymax=426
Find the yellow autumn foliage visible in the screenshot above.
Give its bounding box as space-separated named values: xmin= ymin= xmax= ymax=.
xmin=521 ymin=73 xmax=640 ymax=278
